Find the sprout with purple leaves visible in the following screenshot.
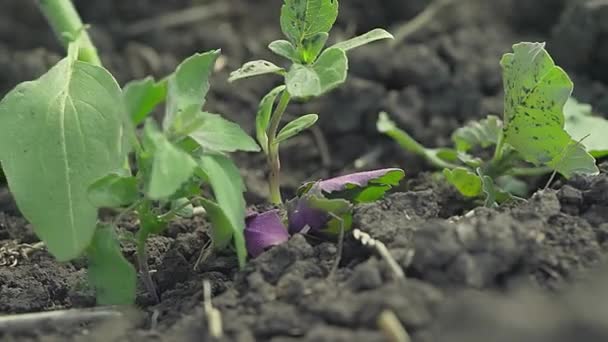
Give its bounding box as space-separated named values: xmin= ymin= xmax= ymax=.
xmin=245 ymin=168 xmax=404 ymax=256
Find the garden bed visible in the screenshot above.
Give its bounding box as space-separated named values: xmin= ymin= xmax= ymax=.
xmin=2 ymin=0 xmax=608 ymax=341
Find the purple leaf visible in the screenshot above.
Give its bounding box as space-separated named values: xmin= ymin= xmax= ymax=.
xmin=245 ymin=210 xmax=289 ymax=257
xmin=287 ymin=197 xmax=329 ymax=234
xmin=316 ymin=168 xmax=404 ymax=193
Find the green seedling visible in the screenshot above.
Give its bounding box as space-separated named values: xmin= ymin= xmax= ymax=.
xmin=379 ymin=42 xmax=605 ymax=206
xmin=0 ymin=0 xmax=257 ymax=305
xmin=230 ymin=0 xmax=394 ymax=204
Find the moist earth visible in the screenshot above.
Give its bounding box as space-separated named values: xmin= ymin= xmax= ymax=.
xmin=1 ymin=0 xmax=608 ymax=341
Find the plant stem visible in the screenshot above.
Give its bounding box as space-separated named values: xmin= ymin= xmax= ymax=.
xmin=136 ymin=234 xmax=159 ymax=303
xmin=136 ymin=201 xmax=160 ymax=303
xmin=37 ymin=0 xmax=102 ymax=66
xmin=266 ymin=90 xmax=292 ymax=205
xmin=383 ymin=128 xmax=460 ymax=170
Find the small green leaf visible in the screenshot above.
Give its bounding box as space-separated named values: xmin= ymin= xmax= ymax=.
xmin=0 ymin=45 xmax=127 ymax=261
xmin=308 ymin=195 xmax=352 ymax=235
xmin=496 ymin=175 xmax=528 ymax=197
xmin=188 ymin=112 xmax=260 ymax=153
xmin=477 ymin=168 xmax=511 ymax=208
xmin=164 ymin=50 xmax=219 ymax=131
xmin=138 ymin=205 xmax=168 ymax=238
xmin=301 ymin=32 xmax=328 ymax=64
xmin=276 ymin=114 xmax=318 ymax=143
xmin=87 ymin=224 xmax=136 ymax=305
xmin=286 ymin=48 xmax=348 ymax=98
xmin=123 ymin=76 xmax=166 ymax=125
xmin=143 ymin=121 xmax=197 ymax=200
xmin=564 ymin=97 xmax=608 ymax=158
xmin=268 ymin=40 xmax=299 ymax=62
xmin=198 ymin=154 xmax=247 ymax=267
xmin=228 ymin=60 xmax=285 ymax=82
xmin=257 ymin=86 xmax=286 ymax=154
xmin=330 ymin=28 xmax=393 ymax=51
xmin=280 ymin=0 xmax=339 ymax=46
xmin=551 ymin=141 xmax=599 ymax=178
xmin=452 ymin=115 xmax=502 ymax=152
xmin=443 ymin=168 xmax=482 ymax=197
xmin=88 ymin=173 xmax=138 ymax=208
xmin=500 ymin=42 xmax=598 ymax=177
xmin=171 ymin=198 xmax=194 ymax=218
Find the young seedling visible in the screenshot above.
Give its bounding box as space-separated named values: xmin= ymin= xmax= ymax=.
xmin=379 ymin=42 xmax=604 ymax=207
xmin=229 ymin=0 xmax=394 ymax=205
xmin=245 ymin=168 xmax=405 ymax=257
xmin=0 ymin=0 xmax=258 ymax=305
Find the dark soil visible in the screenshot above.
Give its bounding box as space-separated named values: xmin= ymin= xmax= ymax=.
xmin=2 ymin=0 xmax=608 ymax=341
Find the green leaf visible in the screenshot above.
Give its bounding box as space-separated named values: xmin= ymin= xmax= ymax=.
xmin=143 ymin=121 xmax=197 ymax=200
xmin=188 ymin=112 xmax=260 ymax=153
xmin=198 ymin=154 xmax=247 ymax=267
xmin=301 ymin=32 xmax=328 ymax=64
xmin=308 ymin=195 xmax=352 ymax=235
xmin=228 ymin=60 xmax=285 ymax=82
xmin=269 ymin=40 xmax=299 ymax=62
xmin=330 ymin=28 xmax=394 ymax=51
xmin=0 ymin=46 xmax=127 ymax=261
xmin=452 ymin=115 xmax=502 ymax=152
xmin=171 ymin=198 xmax=194 ymax=218
xmin=443 ymin=168 xmax=482 ymax=197
xmin=257 ymin=86 xmax=286 ymax=154
xmin=276 ymin=114 xmax=318 ymax=143
xmin=285 ymin=48 xmax=348 ymax=98
xmin=280 ymin=0 xmax=339 ymax=46
xmin=477 ymin=168 xmax=511 ymax=208
xmin=87 ymin=224 xmax=136 ymax=305
xmin=123 ymin=76 xmax=166 ymax=125
xmin=564 ymin=97 xmax=608 ymax=158
xmin=88 ymin=173 xmax=138 ymax=208
xmin=500 ymin=42 xmax=598 ymax=177
xmin=552 ymin=140 xmax=600 ymax=178
xmin=496 ymin=175 xmax=528 ymax=197
xmin=164 ymin=50 xmax=219 ymax=131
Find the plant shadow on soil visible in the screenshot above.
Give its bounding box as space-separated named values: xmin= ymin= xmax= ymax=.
xmin=2 ymin=0 xmax=608 ymax=341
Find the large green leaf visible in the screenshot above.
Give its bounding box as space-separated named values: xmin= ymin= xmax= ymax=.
xmin=143 ymin=121 xmax=197 ymax=200
xmin=123 ymin=76 xmax=166 ymax=125
xmin=188 ymin=112 xmax=260 ymax=153
xmin=500 ymin=42 xmax=598 ymax=177
xmin=564 ymin=98 xmax=608 ymax=158
xmin=228 ymin=60 xmax=285 ymax=82
xmin=164 ymin=50 xmax=219 ymax=131
xmin=330 ymin=28 xmax=393 ymax=52
xmin=257 ymin=86 xmax=286 ymax=154
xmin=452 ymin=115 xmax=502 ymax=152
xmin=198 ymin=154 xmax=247 ymax=267
xmin=87 ymin=224 xmax=136 ymax=305
xmin=285 ymin=48 xmax=348 ymax=98
xmin=0 ymin=45 xmax=127 ymax=261
xmin=280 ymin=0 xmax=339 ymax=46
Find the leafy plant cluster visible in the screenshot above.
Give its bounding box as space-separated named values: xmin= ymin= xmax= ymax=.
xmin=0 ymin=42 xmax=259 ymax=303
xmin=379 ymin=43 xmax=608 ymax=206
xmin=229 ymin=0 xmax=393 ymax=205
xmin=0 ymin=0 xmax=396 ymax=306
